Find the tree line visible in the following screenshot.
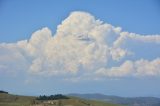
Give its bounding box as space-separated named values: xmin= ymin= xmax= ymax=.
xmin=36 ymin=94 xmax=69 ymax=100
xmin=0 ymin=90 xmax=8 ymax=94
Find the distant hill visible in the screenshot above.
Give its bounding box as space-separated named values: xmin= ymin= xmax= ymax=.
xmin=68 ymin=93 xmax=160 ymax=106
xmin=0 ymin=90 xmax=8 ymax=94
xmin=0 ymin=93 xmax=120 ymax=106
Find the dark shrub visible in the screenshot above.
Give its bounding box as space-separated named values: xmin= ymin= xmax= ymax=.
xmin=0 ymin=90 xmax=8 ymax=94
xmin=36 ymin=94 xmax=69 ymax=100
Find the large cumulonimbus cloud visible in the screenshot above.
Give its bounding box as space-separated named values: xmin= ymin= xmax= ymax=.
xmin=0 ymin=11 xmax=160 ymax=80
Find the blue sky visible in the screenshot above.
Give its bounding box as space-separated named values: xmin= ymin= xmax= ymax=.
xmin=1 ymin=0 xmax=160 ymax=42
xmin=0 ymin=0 xmax=160 ymax=97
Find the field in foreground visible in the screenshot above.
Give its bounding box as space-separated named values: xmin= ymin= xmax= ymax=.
xmin=0 ymin=93 xmax=121 ymax=106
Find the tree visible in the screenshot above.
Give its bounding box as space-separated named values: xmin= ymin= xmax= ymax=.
xmin=0 ymin=90 xmax=8 ymax=94
xmin=36 ymin=94 xmax=69 ymax=100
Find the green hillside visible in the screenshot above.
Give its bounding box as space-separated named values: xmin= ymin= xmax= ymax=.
xmin=0 ymin=93 xmax=120 ymax=106
xmin=0 ymin=93 xmax=35 ymax=106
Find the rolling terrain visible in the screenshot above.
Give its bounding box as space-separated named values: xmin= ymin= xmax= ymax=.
xmin=0 ymin=92 xmax=120 ymax=106
xmin=0 ymin=92 xmax=35 ymax=106
xmin=69 ymin=93 xmax=160 ymax=106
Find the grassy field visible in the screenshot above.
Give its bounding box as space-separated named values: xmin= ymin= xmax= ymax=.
xmin=0 ymin=93 xmax=121 ymax=106
xmin=0 ymin=93 xmax=35 ymax=106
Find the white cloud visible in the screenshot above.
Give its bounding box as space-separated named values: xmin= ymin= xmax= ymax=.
xmin=110 ymin=48 xmax=130 ymax=61
xmin=96 ymin=58 xmax=160 ymax=77
xmin=0 ymin=42 xmax=29 ymax=74
xmin=95 ymin=60 xmax=133 ymax=77
xmin=134 ymin=58 xmax=160 ymax=76
xmin=113 ymin=32 xmax=160 ymax=47
xmin=27 ymin=27 xmax=52 ymax=57
xmin=0 ymin=11 xmax=160 ymax=80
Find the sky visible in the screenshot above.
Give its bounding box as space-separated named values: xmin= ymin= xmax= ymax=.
xmin=0 ymin=0 xmax=160 ymax=97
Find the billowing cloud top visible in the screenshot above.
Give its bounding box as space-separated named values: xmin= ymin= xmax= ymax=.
xmin=0 ymin=11 xmax=160 ymax=80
